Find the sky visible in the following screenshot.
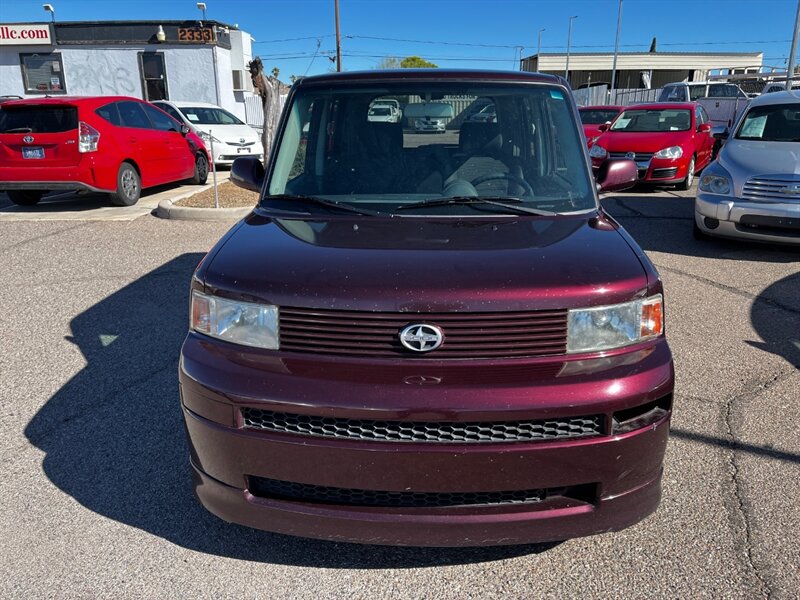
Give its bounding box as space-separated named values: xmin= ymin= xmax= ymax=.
xmin=1 ymin=0 xmax=798 ymax=78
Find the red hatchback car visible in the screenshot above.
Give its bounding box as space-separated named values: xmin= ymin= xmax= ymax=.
xmin=578 ymin=105 xmax=624 ymax=147
xmin=0 ymin=96 xmax=210 ymax=206
xmin=180 ymin=70 xmax=674 ymax=547
xmin=589 ymin=102 xmax=715 ymax=189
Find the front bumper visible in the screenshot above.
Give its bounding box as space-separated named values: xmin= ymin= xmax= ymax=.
xmin=179 ymin=334 xmax=674 ymax=546
xmin=593 ymin=157 xmax=689 ymax=184
xmin=209 ymin=142 xmax=264 ymax=166
xmin=695 ymin=192 xmax=800 ymax=245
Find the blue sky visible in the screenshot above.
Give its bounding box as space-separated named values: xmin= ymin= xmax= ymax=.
xmin=2 ymin=0 xmax=798 ymax=77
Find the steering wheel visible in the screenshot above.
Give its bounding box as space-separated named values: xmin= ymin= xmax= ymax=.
xmin=470 ymin=172 xmax=533 ymax=197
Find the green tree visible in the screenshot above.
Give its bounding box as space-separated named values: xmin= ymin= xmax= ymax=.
xmin=400 ymin=56 xmax=438 ymax=69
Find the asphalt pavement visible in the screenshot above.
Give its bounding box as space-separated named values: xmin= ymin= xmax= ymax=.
xmin=0 ymin=186 xmax=798 ymax=599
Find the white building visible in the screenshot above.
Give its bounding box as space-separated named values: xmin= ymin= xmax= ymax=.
xmin=0 ymin=20 xmax=257 ymax=121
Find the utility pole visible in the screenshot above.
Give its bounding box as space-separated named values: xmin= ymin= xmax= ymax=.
xmin=334 ymin=0 xmax=342 ymax=72
xmin=609 ymin=0 xmax=623 ymax=101
xmin=786 ymin=0 xmax=799 ymax=89
xmin=565 ymin=15 xmax=577 ymax=85
xmin=537 ymin=28 xmax=545 ymax=71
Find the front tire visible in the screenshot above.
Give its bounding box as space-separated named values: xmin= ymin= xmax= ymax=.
xmin=108 ymin=162 xmax=141 ymax=206
xmin=190 ymin=153 xmax=209 ymax=185
xmin=7 ymin=190 xmax=44 ymax=206
xmin=677 ymin=156 xmax=695 ymax=191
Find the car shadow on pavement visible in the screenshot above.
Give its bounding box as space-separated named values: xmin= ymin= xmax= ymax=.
xmin=0 ymin=182 xmax=186 ymax=213
xmin=748 ymin=270 xmax=800 ymax=368
xmin=23 ymin=253 xmax=556 ymax=568
xmin=602 ymin=194 xmax=800 ymax=263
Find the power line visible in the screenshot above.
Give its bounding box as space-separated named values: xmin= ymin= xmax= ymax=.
xmin=254 ymin=34 xmax=334 ymax=44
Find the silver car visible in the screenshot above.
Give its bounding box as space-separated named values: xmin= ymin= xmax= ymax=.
xmin=694 ymin=90 xmax=800 ymax=245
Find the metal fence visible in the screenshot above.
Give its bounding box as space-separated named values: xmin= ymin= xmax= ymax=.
xmin=573 ymin=86 xmax=661 ymax=107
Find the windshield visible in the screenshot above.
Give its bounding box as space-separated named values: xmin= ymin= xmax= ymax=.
xmin=266 ymin=82 xmax=595 ymax=216
xmin=369 ymin=107 xmax=391 ymax=116
xmin=735 ymin=103 xmax=800 ymax=142
xmin=610 ymin=108 xmax=691 ymax=132
xmin=177 ymin=106 xmax=244 ymax=125
xmin=579 ymin=109 xmax=620 ymax=125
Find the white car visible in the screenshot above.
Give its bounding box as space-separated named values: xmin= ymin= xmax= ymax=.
xmin=414 ymin=117 xmax=446 ymax=133
xmin=694 ymin=89 xmax=800 ymax=245
xmin=152 ymin=100 xmax=263 ymax=166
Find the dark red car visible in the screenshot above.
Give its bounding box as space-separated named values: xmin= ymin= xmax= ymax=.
xmin=578 ymin=105 xmax=624 ymax=147
xmin=180 ymin=70 xmax=673 ymax=546
xmin=589 ymin=102 xmax=715 ymax=190
xmin=0 ymin=96 xmax=210 ymax=206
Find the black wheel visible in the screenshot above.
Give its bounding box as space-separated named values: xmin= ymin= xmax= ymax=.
xmin=7 ymin=190 xmax=43 ymax=206
xmin=677 ymin=157 xmax=695 ymax=191
xmin=191 ymin=153 xmax=209 ymax=185
xmin=470 ymin=172 xmax=534 ymax=196
xmin=108 ymin=162 xmax=141 ymax=206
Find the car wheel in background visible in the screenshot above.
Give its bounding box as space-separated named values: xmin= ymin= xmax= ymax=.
xmin=190 ymin=153 xmax=209 ymax=185
xmin=109 ymin=162 xmax=141 ymax=207
xmin=677 ymin=156 xmax=695 ymax=191
xmin=7 ymin=190 xmax=44 ymax=206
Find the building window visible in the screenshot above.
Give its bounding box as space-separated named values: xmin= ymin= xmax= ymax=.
xmin=138 ymin=53 xmax=168 ymax=101
xmin=19 ymin=53 xmax=66 ymax=94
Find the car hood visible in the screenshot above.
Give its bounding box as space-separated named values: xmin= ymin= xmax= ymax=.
xmin=192 ymin=124 xmax=261 ymax=143
xmin=598 ymin=131 xmax=691 ymax=153
xmin=720 ymin=139 xmax=800 ymax=176
xmin=202 ymin=213 xmax=649 ymax=312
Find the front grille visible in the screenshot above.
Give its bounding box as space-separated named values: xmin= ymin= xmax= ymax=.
xmin=241 ymin=408 xmax=604 ymax=443
xmin=248 ymin=476 xmax=551 ymax=507
xmin=742 ymin=176 xmax=800 ymax=202
xmin=652 ymin=167 xmax=678 ymax=179
xmin=610 ymin=151 xmax=654 ymax=162
xmin=279 ymin=307 xmax=569 ymax=358
xmin=227 ymin=140 xmax=256 ymax=148
xmin=737 ymin=215 xmax=800 ymax=238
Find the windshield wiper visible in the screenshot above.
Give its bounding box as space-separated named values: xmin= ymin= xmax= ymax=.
xmin=396 ymin=196 xmax=556 ymax=216
xmin=261 ymin=194 xmax=385 ymax=217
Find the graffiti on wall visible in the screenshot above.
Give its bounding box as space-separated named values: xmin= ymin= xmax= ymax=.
xmin=69 ymin=53 xmax=137 ymax=96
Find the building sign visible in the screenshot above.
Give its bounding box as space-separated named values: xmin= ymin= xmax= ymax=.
xmin=0 ymin=24 xmax=53 ymax=46
xmin=177 ymin=26 xmax=216 ymax=43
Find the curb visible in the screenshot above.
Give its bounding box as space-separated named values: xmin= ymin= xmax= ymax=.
xmin=155 ymin=197 xmax=252 ymax=221
xmin=153 ymin=174 xmax=252 ymax=221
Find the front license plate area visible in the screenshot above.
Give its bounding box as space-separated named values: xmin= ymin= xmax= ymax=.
xmin=22 ymin=147 xmax=45 ymax=159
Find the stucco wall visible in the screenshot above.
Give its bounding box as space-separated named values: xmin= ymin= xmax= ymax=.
xmin=1 ymin=43 xmax=254 ymax=121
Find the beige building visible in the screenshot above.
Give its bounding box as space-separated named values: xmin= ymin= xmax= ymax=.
xmin=521 ymin=51 xmax=764 ymax=89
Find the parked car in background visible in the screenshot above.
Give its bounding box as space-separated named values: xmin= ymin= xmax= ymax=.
xmin=578 ymin=105 xmax=624 ymax=147
xmin=590 ymin=102 xmax=715 ymax=190
xmin=658 ymin=82 xmax=748 ymax=102
xmin=0 ymin=96 xmax=209 ymax=206
xmin=152 ymin=100 xmax=263 ymax=166
xmin=467 ymin=103 xmax=497 ymax=123
xmin=179 ymin=68 xmax=674 ymax=547
xmin=694 ymin=89 xmax=800 ymax=244
xmin=367 ymin=105 xmax=400 ymax=123
xmin=414 ymin=117 xmax=446 ymax=133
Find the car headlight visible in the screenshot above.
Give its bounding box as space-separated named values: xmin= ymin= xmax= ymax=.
xmin=698 ymin=173 xmax=731 ymax=195
xmin=567 ymin=295 xmax=663 ymax=354
xmin=589 ymin=144 xmax=608 ymax=159
xmin=199 ymin=131 xmax=222 ymax=145
xmin=654 ymin=146 xmax=683 ymax=159
xmin=191 ymin=291 xmax=279 ymax=349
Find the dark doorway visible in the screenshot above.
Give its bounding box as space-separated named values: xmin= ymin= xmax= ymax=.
xmin=139 ymin=52 xmax=168 ymax=101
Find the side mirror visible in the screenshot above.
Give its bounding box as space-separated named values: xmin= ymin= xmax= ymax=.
xmin=231 ymin=157 xmax=265 ymax=193
xmin=179 ymin=124 xmax=191 ymax=136
xmin=595 ymin=159 xmax=638 ymax=194
xmin=698 ymin=123 xmax=712 ymax=134
xmin=598 ymin=123 xmax=609 ymax=133
xmin=712 ymin=126 xmax=729 ymax=141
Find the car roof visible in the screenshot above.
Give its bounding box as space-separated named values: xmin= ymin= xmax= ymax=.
xmin=297 ymin=69 xmax=563 ymax=87
xmin=154 ymin=100 xmax=225 ymax=109
xmin=579 ymin=105 xmax=624 ymax=111
xmin=749 ymin=89 xmax=800 ymax=106
xmin=620 ymin=102 xmax=697 ymax=110
xmin=0 ymin=95 xmax=141 ymax=109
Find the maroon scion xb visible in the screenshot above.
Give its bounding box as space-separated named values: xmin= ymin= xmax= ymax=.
xmin=180 ymin=69 xmax=674 ymax=547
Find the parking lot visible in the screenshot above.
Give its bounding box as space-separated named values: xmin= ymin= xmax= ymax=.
xmin=1 ymin=186 xmax=798 ymax=599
